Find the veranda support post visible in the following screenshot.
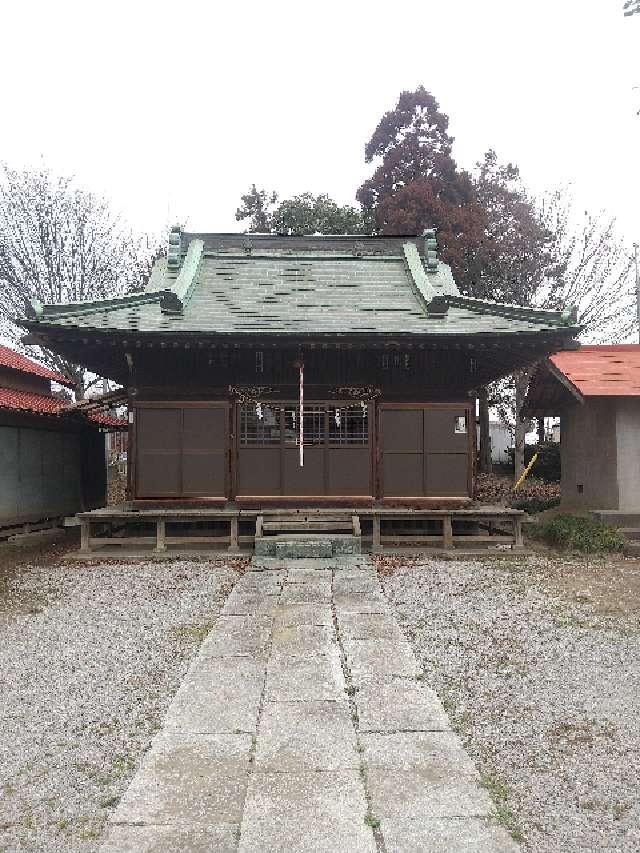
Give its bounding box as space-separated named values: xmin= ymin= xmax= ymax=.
xmin=228 ymin=515 xmax=240 ymax=552
xmin=80 ymin=520 xmax=91 ymax=555
xmin=155 ymin=519 xmax=166 ymax=552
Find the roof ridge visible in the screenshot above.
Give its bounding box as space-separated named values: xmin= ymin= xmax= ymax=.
xmin=34 ymin=291 xmax=162 ymax=320
xmin=401 ymin=242 xmax=435 ymax=310
xmin=160 ymin=238 xmax=203 ymax=315
xmin=446 ymin=294 xmax=576 ymax=326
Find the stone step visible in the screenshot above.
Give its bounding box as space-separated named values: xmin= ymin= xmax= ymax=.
xmin=591 ymin=510 xmax=640 ymax=527
xmin=255 ymin=534 xmax=361 ymax=558
xmin=619 ymin=527 xmax=640 ymax=541
xmin=624 ymin=541 xmax=640 ymax=557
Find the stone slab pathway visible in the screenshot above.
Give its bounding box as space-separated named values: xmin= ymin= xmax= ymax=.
xmin=101 ymin=557 xmax=517 ymax=852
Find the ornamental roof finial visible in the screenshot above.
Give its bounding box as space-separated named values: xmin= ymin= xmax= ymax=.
xmin=423 ymin=229 xmax=438 ymax=272
xmin=167 ymin=224 xmax=183 ymax=270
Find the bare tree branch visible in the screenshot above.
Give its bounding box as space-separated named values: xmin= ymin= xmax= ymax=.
xmin=0 ymin=163 xmax=159 ymax=397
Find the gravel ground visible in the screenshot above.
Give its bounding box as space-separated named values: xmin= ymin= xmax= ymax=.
xmin=0 ymin=553 xmax=242 ymax=852
xmin=377 ymin=553 xmax=640 ymax=853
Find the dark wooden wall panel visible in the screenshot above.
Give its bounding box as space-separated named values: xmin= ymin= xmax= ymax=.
xmin=182 ymin=407 xmax=227 ymax=496
xmin=136 ymin=408 xmax=182 ymax=497
xmin=383 ymin=453 xmax=424 ymax=496
xmin=135 ymin=404 xmax=228 ymax=499
xmin=238 ymin=448 xmax=280 ymax=495
xmin=327 ymin=448 xmax=371 ymax=496
xmin=424 ymin=410 xmax=468 ymax=453
xmin=425 ymin=454 xmax=469 ymax=496
xmin=381 ymin=404 xmax=471 ymax=499
xmin=381 ymin=410 xmax=423 ymax=453
xmin=283 ymin=447 xmax=324 ymax=496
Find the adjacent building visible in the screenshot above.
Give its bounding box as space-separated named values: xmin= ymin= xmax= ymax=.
xmin=0 ymin=344 xmax=120 ymax=533
xmin=525 ymin=344 xmax=640 ymax=511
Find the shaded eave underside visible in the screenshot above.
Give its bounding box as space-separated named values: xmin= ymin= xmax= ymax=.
xmin=23 ymin=321 xmax=580 ymax=346
xmin=524 ymin=359 xmax=585 ymax=416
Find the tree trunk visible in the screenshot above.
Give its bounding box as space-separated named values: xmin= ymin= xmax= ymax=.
xmin=537 ymin=417 xmax=545 ymax=444
xmin=513 ymin=371 xmax=531 ymax=481
xmin=478 ymin=388 xmax=492 ymax=473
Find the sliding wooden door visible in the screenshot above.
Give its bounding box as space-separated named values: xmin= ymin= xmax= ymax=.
xmin=134 ymin=402 xmax=228 ymax=499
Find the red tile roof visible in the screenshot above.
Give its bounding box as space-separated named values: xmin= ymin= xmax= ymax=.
xmin=0 ymin=344 xmax=74 ymax=387
xmin=87 ymin=411 xmax=127 ymax=429
xmin=549 ymin=345 xmax=640 ymax=397
xmin=0 ymin=386 xmax=127 ymax=429
xmin=0 ymin=387 xmax=65 ymax=415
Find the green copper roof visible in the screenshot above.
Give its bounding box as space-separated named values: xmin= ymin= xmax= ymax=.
xmin=28 ymin=231 xmax=578 ymax=339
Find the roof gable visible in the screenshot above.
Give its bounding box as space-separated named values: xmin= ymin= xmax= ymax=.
xmin=0 ymin=344 xmax=73 ymax=387
xmin=550 ymin=345 xmax=640 ymax=396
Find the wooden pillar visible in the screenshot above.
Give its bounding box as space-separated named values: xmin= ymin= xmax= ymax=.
xmin=372 ymin=515 xmax=381 ymax=553
xmin=228 ymin=515 xmax=240 ymax=552
xmin=80 ymin=520 xmax=91 ymax=554
xmin=442 ymin=515 xmax=453 ymax=550
xmin=513 ymin=516 xmax=524 ymax=549
xmin=155 ymin=519 xmax=166 ymax=552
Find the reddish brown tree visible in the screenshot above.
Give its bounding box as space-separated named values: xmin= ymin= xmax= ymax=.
xmin=356 ymin=87 xmax=489 ymax=294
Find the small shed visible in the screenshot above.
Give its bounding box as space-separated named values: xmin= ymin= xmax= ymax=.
xmin=525 ymin=345 xmax=640 ymax=511
xmin=0 ymin=344 xmax=120 ymax=534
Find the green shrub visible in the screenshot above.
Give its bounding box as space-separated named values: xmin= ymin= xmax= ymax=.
xmin=511 ymin=496 xmax=561 ymax=515
xmin=532 ymin=514 xmax=624 ymax=553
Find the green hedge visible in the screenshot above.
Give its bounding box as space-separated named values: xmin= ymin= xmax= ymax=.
xmin=531 ymin=514 xmax=625 ymax=553
xmin=511 ymin=496 xmax=561 ymax=515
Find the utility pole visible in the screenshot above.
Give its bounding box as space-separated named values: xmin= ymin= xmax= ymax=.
xmin=635 ymin=243 xmax=640 ymax=344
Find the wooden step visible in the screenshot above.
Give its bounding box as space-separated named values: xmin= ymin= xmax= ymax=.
xmin=257 ymin=514 xmax=359 ymax=537
xmin=263 ymin=521 xmax=352 ymax=532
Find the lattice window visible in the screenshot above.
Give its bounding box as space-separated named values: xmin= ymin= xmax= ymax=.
xmin=283 ymin=406 xmax=325 ymax=446
xmin=329 ymin=406 xmax=369 ymax=445
xmin=239 ymin=404 xmax=280 ymax=445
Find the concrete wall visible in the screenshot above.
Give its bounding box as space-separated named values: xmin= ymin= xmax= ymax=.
xmin=616 ymin=398 xmax=640 ymax=509
xmin=0 ymin=420 xmax=106 ymax=527
xmin=560 ymin=399 xmax=619 ymax=510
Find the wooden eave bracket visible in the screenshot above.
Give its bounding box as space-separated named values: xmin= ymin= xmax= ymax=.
xmin=160 ymin=238 xmax=204 ymax=316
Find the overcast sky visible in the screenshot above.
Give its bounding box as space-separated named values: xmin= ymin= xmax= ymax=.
xmin=2 ymin=0 xmax=638 ymax=247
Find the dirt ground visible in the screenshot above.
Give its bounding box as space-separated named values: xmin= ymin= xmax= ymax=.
xmin=0 ymin=529 xmax=79 ymax=616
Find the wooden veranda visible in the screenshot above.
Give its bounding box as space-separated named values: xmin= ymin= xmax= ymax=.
xmin=74 ymin=504 xmax=525 ymax=557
